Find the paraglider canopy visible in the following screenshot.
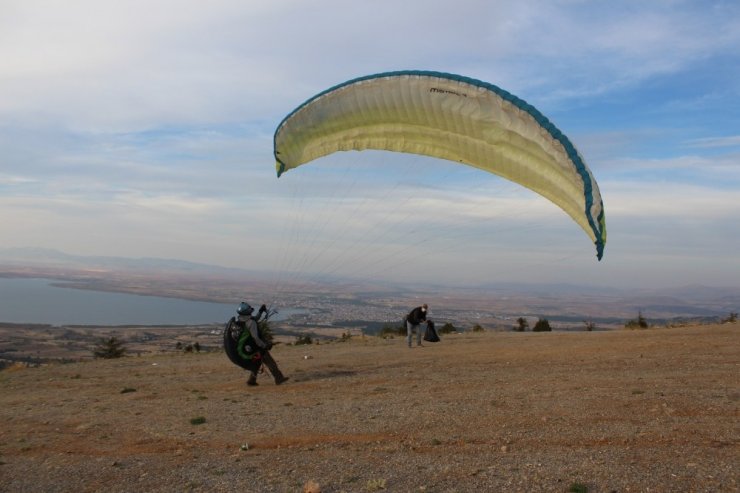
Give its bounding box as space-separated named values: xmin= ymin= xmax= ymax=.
xmin=273 ymin=70 xmax=606 ymax=260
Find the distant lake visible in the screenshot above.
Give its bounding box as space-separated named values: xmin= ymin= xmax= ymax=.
xmin=0 ymin=277 xmax=292 ymax=326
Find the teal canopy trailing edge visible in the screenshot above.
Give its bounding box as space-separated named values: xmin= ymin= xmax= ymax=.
xmin=273 ymin=70 xmax=606 ymax=260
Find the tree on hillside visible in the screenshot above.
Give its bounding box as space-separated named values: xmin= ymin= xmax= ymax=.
xmin=625 ymin=311 xmax=648 ymax=329
xmin=92 ymin=336 xmax=126 ymax=359
xmin=515 ymin=317 xmax=529 ymax=332
xmin=532 ymin=318 xmax=552 ymax=332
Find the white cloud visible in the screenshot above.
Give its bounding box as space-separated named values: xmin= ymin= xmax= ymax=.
xmin=1 ymin=0 xmax=739 ymax=288
xmin=494 ymin=2 xmax=740 ymax=102
xmin=686 ymin=135 xmax=740 ymax=149
xmin=0 ymin=173 xmax=37 ymax=185
xmin=604 ymin=182 xmax=740 ymax=218
xmin=601 ymin=153 xmax=740 ymax=175
xmin=3 ymin=0 xmax=736 ymax=132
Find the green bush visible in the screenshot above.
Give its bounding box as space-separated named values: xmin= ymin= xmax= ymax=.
xmin=378 ymin=323 xmax=405 ymax=338
xmin=471 ymin=323 xmax=485 ymax=332
xmin=294 ymin=334 xmax=313 ymax=345
xmin=625 ymin=311 xmax=648 ymax=329
xmin=568 ymin=482 xmax=589 ymax=493
xmin=532 ymin=318 xmax=552 ymax=332
xmin=514 ymin=317 xmax=528 ymax=332
xmin=92 ymin=336 xmax=126 ymax=359
xmin=439 ymin=322 xmax=456 ymax=334
xmin=337 ymin=331 xmax=351 ymax=342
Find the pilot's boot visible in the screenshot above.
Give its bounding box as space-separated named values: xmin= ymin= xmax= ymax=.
xmin=274 ymin=372 xmax=289 ymax=385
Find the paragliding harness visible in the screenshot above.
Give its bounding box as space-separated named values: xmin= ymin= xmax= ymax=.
xmin=423 ymin=320 xmax=440 ymax=343
xmin=223 ymin=308 xmax=277 ymax=374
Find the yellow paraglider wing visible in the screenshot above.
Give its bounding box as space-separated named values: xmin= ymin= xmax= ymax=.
xmin=273 ymin=71 xmax=606 ymax=259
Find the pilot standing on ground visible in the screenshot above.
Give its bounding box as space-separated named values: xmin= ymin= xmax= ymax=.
xmin=235 ymin=302 xmax=289 ymax=386
xmin=405 ymin=303 xmax=429 ymax=348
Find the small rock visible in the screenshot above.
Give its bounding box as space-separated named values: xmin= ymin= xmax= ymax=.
xmin=501 ymin=445 xmax=510 ymax=453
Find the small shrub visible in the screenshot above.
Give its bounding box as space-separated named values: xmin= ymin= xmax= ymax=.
xmin=532 ymin=318 xmax=552 ymax=332
xmin=722 ymin=312 xmax=737 ymax=323
xmin=439 ymin=322 xmax=456 ymax=334
xmin=190 ymin=416 xmax=206 ymax=425
xmin=120 ymin=387 xmax=136 ymax=394
xmin=625 ymin=311 xmax=648 ymax=329
xmin=92 ymin=336 xmax=126 ymax=359
xmin=378 ymin=323 xmax=404 ymax=338
xmin=294 ymin=334 xmax=313 ymax=345
xmin=568 ymin=483 xmax=589 ymax=493
xmin=366 ymin=478 xmax=387 ymax=491
xmin=583 ymin=320 xmax=596 ymax=331
xmin=514 ymin=317 xmax=528 ymax=332
xmin=471 ymin=324 xmax=485 ymax=332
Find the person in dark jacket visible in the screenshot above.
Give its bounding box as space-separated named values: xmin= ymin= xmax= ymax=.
xmin=405 ymin=303 xmax=429 ymax=348
xmin=235 ymin=302 xmax=289 ymax=386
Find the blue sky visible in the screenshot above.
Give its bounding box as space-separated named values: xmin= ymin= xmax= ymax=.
xmin=1 ymin=0 xmax=738 ymax=290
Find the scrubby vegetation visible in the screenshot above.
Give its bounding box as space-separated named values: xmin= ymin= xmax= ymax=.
xmin=625 ymin=311 xmax=649 ymax=329
xmin=439 ymin=322 xmax=457 ymax=334
xmin=532 ymin=318 xmax=552 ymax=332
xmin=92 ymin=336 xmax=126 ymax=359
xmin=377 ymin=323 xmax=405 ymax=338
xmin=176 ymin=341 xmax=201 ymax=353
xmin=515 ymin=317 xmax=528 ymax=331
xmin=294 ymin=334 xmax=313 ymax=345
xmin=568 ymin=482 xmax=589 ymax=493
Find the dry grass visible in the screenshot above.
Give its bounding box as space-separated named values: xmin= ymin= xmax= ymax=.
xmin=1 ymin=324 xmax=738 ymax=492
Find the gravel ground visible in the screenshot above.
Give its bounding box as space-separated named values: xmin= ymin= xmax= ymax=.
xmin=1 ymin=324 xmax=737 ymax=492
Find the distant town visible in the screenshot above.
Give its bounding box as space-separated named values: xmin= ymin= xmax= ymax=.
xmin=1 ymin=248 xmax=738 ymax=331
xmin=1 ymin=254 xmax=738 ymax=369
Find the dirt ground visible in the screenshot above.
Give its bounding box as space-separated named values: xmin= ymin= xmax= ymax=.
xmin=1 ymin=324 xmax=737 ymax=492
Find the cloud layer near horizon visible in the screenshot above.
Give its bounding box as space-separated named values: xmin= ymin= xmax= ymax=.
xmin=1 ymin=0 xmax=739 ymax=289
